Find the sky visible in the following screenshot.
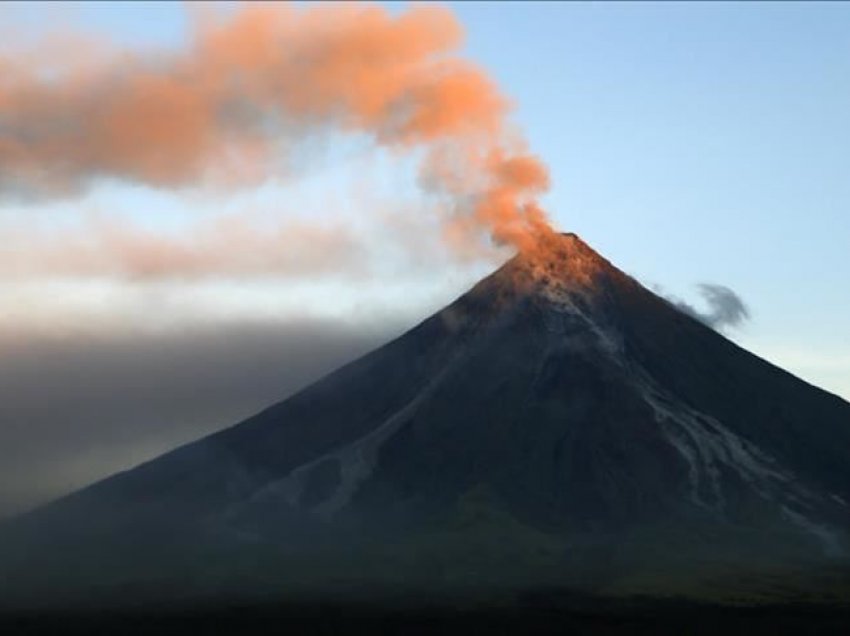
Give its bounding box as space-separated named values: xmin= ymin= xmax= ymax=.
xmin=0 ymin=1 xmax=848 ymax=517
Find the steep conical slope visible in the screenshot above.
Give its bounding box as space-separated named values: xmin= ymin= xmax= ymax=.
xmin=2 ymin=233 xmax=850 ymax=604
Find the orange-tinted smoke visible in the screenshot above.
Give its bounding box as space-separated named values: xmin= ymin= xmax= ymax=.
xmin=0 ymin=214 xmax=370 ymax=280
xmin=0 ymin=3 xmax=554 ymax=252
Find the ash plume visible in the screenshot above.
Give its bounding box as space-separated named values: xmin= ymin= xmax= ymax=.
xmin=0 ymin=3 xmax=554 ymax=260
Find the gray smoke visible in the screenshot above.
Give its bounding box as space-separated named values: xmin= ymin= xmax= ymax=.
xmin=665 ymin=283 xmax=751 ymax=332
xmin=0 ymin=319 xmax=400 ymax=520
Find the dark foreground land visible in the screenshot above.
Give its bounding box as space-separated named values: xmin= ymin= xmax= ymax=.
xmin=3 ymin=594 xmax=850 ymax=635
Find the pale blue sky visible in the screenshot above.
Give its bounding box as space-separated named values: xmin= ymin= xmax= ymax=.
xmin=2 ymin=1 xmax=848 ymax=398
xmin=452 ymin=1 xmax=850 ymax=399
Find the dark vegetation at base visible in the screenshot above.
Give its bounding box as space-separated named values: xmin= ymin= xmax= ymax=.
xmin=2 ymin=594 xmax=850 ymax=636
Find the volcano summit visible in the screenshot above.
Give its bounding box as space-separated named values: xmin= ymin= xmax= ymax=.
xmin=2 ymin=233 xmax=849 ymax=605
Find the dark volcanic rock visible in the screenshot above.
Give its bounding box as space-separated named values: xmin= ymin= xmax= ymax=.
xmin=2 ymin=233 xmax=849 ymax=606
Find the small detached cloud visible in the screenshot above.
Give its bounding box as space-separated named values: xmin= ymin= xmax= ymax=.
xmin=655 ymin=282 xmax=751 ymax=333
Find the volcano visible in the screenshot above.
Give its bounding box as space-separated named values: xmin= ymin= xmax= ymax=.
xmin=2 ymin=233 xmax=850 ymax=606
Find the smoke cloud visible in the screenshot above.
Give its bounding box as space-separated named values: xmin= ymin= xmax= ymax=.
xmin=666 ymin=283 xmax=751 ymax=332
xmin=0 ymin=3 xmax=554 ymax=254
xmin=0 ymin=319 xmax=397 ymax=519
xmin=0 ymin=213 xmax=372 ymax=280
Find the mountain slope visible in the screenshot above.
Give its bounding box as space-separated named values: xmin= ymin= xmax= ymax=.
xmin=2 ymin=233 xmax=849 ymax=605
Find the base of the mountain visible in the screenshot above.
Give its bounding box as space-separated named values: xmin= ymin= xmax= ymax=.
xmin=3 ymin=590 xmax=850 ymax=636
